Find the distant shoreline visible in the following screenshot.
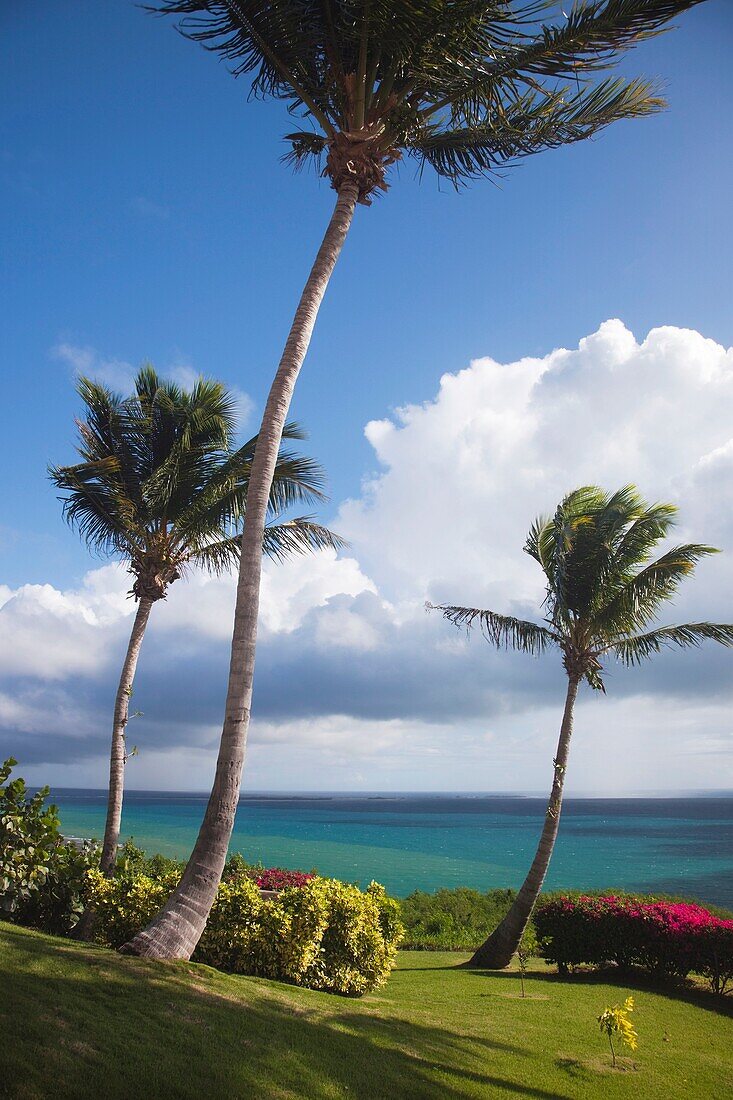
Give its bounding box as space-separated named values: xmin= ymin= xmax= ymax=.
xmin=41 ymin=787 xmax=733 ymax=801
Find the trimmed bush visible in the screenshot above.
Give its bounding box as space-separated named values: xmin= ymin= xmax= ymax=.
xmin=535 ymin=894 xmax=733 ymax=994
xmin=85 ymin=865 xmax=181 ymax=946
xmin=87 ymin=863 xmax=403 ymax=996
xmin=305 ymin=880 xmax=403 ymax=995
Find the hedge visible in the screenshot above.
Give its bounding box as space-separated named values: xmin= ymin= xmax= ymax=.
xmin=86 ymin=864 xmax=403 ymax=996
xmin=399 ymin=887 xmax=516 ymax=950
xmin=535 ymin=894 xmax=733 ymax=994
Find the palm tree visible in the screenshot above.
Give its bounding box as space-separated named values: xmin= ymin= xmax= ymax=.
xmin=124 ymin=0 xmax=703 ymax=958
xmin=430 ymin=485 xmax=733 ymax=968
xmin=50 ymin=366 xmax=342 ymax=877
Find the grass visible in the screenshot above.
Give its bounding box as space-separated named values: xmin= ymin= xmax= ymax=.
xmin=2 ymin=924 xmax=732 ymax=1100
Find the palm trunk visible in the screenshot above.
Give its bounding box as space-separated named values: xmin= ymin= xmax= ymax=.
xmin=469 ymin=674 xmax=580 ymax=969
xmin=100 ymin=597 xmax=154 ymax=874
xmin=120 ymin=180 xmax=360 ymax=960
xmin=74 ymin=596 xmax=153 ymax=941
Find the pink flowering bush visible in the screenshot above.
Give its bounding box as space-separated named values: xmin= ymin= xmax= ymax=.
xmin=535 ymin=894 xmax=733 ymax=994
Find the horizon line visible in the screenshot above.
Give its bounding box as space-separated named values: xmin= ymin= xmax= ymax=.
xmin=43 ymin=787 xmax=733 ymax=799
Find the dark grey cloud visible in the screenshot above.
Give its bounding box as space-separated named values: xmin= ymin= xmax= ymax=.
xmin=3 ymin=585 xmax=731 ymax=772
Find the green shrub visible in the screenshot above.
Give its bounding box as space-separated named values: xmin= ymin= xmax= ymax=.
xmin=87 ymin=864 xmax=404 ymax=996
xmin=115 ymin=840 xmax=185 ymax=880
xmin=300 ymin=880 xmax=403 ymax=995
xmin=20 ymin=839 xmax=99 ymax=935
xmin=86 ymin=865 xmax=181 ymax=946
xmin=0 ymin=758 xmax=59 ymax=916
xmin=0 ymin=758 xmax=98 ymax=933
xmin=400 ymin=887 xmax=516 ymax=950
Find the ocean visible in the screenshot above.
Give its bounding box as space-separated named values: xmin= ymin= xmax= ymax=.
xmin=51 ymin=790 xmax=733 ymax=909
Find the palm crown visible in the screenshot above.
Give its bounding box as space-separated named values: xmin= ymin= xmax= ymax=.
xmin=433 ymin=485 xmax=733 ymax=690
xmin=152 ymin=0 xmax=702 ymax=203
xmin=49 ymin=366 xmax=343 ymax=601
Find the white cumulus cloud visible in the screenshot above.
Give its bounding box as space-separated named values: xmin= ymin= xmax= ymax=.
xmin=4 ymin=320 xmax=733 ymax=791
xmin=339 ymin=319 xmax=733 ymax=614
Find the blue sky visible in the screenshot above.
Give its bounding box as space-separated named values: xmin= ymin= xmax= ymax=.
xmin=2 ymin=2 xmax=733 ymax=792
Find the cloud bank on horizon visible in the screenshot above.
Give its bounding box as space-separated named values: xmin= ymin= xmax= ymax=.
xmin=2 ymin=319 xmax=732 ymax=792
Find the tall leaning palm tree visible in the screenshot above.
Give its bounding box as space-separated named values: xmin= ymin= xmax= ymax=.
xmin=431 ymin=485 xmax=733 ymax=969
xmin=124 ymin=0 xmax=703 ymax=958
xmin=50 ymin=367 xmax=342 ymax=876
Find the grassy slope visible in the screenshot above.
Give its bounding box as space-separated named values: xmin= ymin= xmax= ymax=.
xmin=2 ymin=925 xmax=732 ymax=1100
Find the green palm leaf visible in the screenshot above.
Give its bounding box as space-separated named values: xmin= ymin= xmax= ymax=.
xmin=150 ymin=1 xmax=702 ymax=197
xmin=50 ymin=369 xmax=341 ymax=596
xmin=191 ymin=517 xmax=347 ymax=572
xmin=611 ymin=623 xmax=733 ymax=665
xmin=261 ymin=517 xmax=348 ymax=562
xmin=411 ymin=77 xmax=663 ymax=182
xmin=596 ymin=543 xmax=719 ymax=634
xmin=428 ymin=603 xmax=559 ymax=656
xmin=436 ymin=483 xmax=733 ymax=687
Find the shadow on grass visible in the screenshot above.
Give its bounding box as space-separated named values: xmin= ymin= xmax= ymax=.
xmin=394 ymin=964 xmax=467 ymax=972
xmin=463 ymin=963 xmax=733 ymax=1019
xmin=0 ymin=927 xmax=573 ymax=1100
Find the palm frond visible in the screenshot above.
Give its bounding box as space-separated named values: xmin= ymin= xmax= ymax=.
xmin=171 ymin=431 xmax=329 ymax=548
xmin=262 ymin=517 xmax=348 ymax=562
xmin=283 ymin=129 xmax=329 ymax=170
xmin=150 ymin=1 xmax=701 ymax=195
xmin=148 ymin=0 xmax=338 ymax=132
xmin=596 ymin=543 xmax=719 ymax=635
xmin=411 ymin=76 xmax=662 ymax=182
xmin=539 ymin=484 xmax=609 ymax=622
xmin=611 ymin=501 xmax=678 ymax=573
xmin=610 ymin=622 xmax=733 ymax=665
xmin=49 ymin=458 xmax=145 ymax=557
xmin=190 ymin=516 xmax=346 ymax=572
xmin=186 ymin=536 xmax=241 ymax=575
xmin=524 ymin=513 xmax=553 ymax=571
xmin=475 ymin=1 xmax=703 ymax=84
xmin=428 ymin=603 xmax=559 ymax=656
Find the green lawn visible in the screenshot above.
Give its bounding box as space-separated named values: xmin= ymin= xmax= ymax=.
xmin=2 ymin=924 xmax=731 ymax=1099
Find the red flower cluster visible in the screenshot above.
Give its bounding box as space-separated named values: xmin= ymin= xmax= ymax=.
xmin=535 ymin=893 xmax=733 ymax=994
xmin=551 ymin=893 xmax=730 ymax=928
xmin=251 ymin=867 xmax=315 ymax=891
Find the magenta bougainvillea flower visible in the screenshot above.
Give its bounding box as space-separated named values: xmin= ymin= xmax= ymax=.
xmin=535 ymin=894 xmax=733 ymax=993
xmin=252 ymin=867 xmax=315 ymax=891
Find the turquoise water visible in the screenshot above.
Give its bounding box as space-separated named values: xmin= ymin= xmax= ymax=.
xmin=51 ymin=791 xmax=733 ymax=909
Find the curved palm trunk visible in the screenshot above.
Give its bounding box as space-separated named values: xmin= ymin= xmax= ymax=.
xmin=100 ymin=597 xmax=154 ymax=873
xmin=469 ymin=674 xmax=580 ymax=969
xmin=74 ymin=596 xmax=153 ymax=941
xmin=121 ymin=181 xmax=360 ymax=959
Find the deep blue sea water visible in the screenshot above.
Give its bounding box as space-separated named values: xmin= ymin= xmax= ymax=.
xmin=50 ymin=791 xmax=733 ymax=909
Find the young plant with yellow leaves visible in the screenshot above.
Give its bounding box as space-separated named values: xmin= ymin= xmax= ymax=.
xmin=597 ymin=996 xmax=638 ymax=1068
